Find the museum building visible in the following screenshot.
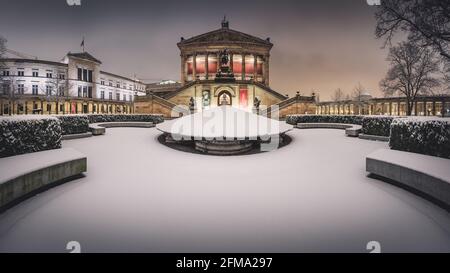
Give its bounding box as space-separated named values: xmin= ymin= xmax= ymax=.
xmin=135 ymin=19 xmax=317 ymax=117
xmin=0 ymin=51 xmax=146 ymax=115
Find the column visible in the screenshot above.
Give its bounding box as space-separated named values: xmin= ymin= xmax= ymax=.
xmin=414 ymin=100 xmax=418 ymax=116
xmin=264 ymin=55 xmax=270 ymax=86
xmin=180 ymin=55 xmax=186 ymax=84
xmin=242 ymin=53 xmax=246 ymax=80
xmin=205 ymin=53 xmax=209 ymax=80
xmin=193 ymin=53 xmax=197 ymax=81
xmin=432 ymin=101 xmax=436 ymax=116
xmin=389 ymin=102 xmax=392 ymax=115
xmin=230 ymin=53 xmax=233 ymax=72
xmin=442 ymin=99 xmax=446 ymax=117
xmin=253 ymin=54 xmax=257 ymax=81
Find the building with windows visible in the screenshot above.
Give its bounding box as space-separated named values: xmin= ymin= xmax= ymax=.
xmin=0 ymin=51 xmax=146 ymax=115
xmin=316 ymin=91 xmax=450 ymax=117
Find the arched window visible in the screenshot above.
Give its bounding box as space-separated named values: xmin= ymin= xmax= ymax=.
xmin=218 ymin=91 xmax=232 ymax=106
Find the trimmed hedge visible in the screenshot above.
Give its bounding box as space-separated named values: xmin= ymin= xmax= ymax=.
xmin=54 ymin=115 xmax=89 ymax=135
xmin=87 ymin=114 xmax=164 ymax=124
xmin=361 ymin=116 xmax=397 ymax=137
xmin=0 ymin=116 xmax=62 ymax=158
xmin=390 ymin=118 xmax=450 ymax=159
xmin=286 ymin=115 xmax=364 ymax=125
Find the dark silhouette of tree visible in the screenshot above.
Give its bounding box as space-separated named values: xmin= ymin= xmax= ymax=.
xmin=380 ymin=40 xmax=440 ymax=115
xmin=352 ymin=83 xmax=366 ymax=115
xmin=375 ymin=0 xmax=450 ymax=61
xmin=331 ymin=88 xmax=345 ymax=102
xmin=0 ymin=36 xmax=6 ymax=69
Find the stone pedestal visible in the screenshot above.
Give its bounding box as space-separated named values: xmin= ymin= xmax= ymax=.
xmin=194 ymin=139 xmax=254 ymax=155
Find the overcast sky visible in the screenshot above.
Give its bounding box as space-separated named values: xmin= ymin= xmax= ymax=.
xmin=0 ymin=0 xmax=391 ymax=100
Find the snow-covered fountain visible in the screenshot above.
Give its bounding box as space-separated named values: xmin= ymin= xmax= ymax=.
xmin=156 ymin=106 xmax=293 ymax=155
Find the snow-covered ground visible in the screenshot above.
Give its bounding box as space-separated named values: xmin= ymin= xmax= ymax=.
xmin=0 ymin=127 xmax=449 ymax=252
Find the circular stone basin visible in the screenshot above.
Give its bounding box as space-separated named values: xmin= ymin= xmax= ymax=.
xmin=156 ymin=106 xmax=293 ymax=155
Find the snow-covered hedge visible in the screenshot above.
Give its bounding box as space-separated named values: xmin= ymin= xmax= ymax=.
xmin=286 ymin=115 xmax=363 ymax=125
xmin=87 ymin=114 xmax=164 ymax=124
xmin=390 ymin=118 xmax=450 ymax=159
xmin=0 ymin=116 xmax=62 ymax=158
xmin=361 ymin=116 xmax=397 ymax=137
xmin=54 ymin=115 xmax=89 ymax=135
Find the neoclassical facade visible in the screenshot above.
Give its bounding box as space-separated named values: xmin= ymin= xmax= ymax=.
xmin=0 ymin=52 xmax=146 ymax=115
xmin=135 ymin=20 xmax=316 ymax=117
xmin=316 ymin=95 xmax=450 ymax=117
xmin=179 ymin=20 xmax=271 ymax=86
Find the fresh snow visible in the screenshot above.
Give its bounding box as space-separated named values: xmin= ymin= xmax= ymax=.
xmin=0 ymin=148 xmax=85 ymax=184
xmin=368 ymin=149 xmax=450 ymax=183
xmin=0 ymin=128 xmax=449 ymax=252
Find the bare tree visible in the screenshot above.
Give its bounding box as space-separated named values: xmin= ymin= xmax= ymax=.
xmin=0 ymin=35 xmax=6 ymax=69
xmin=380 ymin=40 xmax=440 ymax=115
xmin=331 ymin=88 xmax=344 ymax=102
xmin=352 ymin=83 xmax=366 ymax=115
xmin=375 ymin=0 xmax=450 ymax=61
xmin=438 ymin=60 xmax=450 ymax=94
xmin=41 ymin=73 xmax=75 ymax=114
xmin=0 ymin=73 xmax=24 ymax=115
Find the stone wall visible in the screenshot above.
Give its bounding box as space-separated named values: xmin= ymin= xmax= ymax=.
xmin=279 ymin=102 xmax=317 ymax=118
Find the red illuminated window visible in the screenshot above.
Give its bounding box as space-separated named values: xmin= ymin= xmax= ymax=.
xmin=239 ymin=88 xmax=248 ymax=108
xmin=256 ymin=57 xmax=263 ymax=75
xmin=233 ymin=56 xmax=242 ymax=74
xmin=196 ymin=56 xmax=206 ymax=74
xmin=245 ymin=56 xmax=254 ymax=74
xmin=208 ymin=57 xmax=218 ymax=74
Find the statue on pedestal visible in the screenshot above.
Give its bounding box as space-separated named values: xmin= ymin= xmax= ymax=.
xmin=189 ymin=97 xmax=196 ymax=113
xmin=253 ymin=96 xmax=261 ymax=114
xmin=215 ymin=49 xmax=235 ymax=82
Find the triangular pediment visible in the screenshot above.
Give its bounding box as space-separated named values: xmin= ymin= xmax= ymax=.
xmin=179 ymin=28 xmax=272 ymax=47
xmin=67 ymin=52 xmax=102 ymax=64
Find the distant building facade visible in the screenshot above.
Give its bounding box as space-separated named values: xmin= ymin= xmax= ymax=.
xmin=316 ymin=91 xmax=450 ymax=117
xmin=0 ymin=52 xmax=146 ymax=115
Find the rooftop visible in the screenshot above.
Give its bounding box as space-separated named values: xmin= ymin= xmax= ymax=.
xmin=178 ymin=20 xmax=273 ymax=49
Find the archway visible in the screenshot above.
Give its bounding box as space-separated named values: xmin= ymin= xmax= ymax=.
xmin=218 ymin=91 xmax=232 ymax=106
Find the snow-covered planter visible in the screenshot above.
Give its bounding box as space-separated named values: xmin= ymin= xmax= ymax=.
xmin=0 ymin=116 xmax=62 ymax=158
xmin=54 ymin=115 xmax=89 ymax=135
xmin=286 ymin=115 xmax=363 ymax=125
xmin=390 ymin=117 xmax=450 ymax=159
xmin=361 ymin=116 xmax=397 ymax=137
xmin=87 ymin=114 xmax=164 ymax=124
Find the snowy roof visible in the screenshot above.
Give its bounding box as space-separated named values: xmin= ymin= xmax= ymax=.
xmin=157 ymin=106 xmax=293 ymax=140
